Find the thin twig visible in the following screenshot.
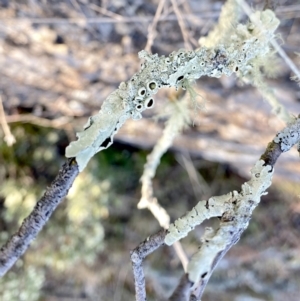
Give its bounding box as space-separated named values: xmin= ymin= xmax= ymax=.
xmin=0 ymin=6 xmax=298 ymax=25
xmin=144 ymin=0 xmax=166 ymax=53
xmin=0 ymin=14 xmax=219 ymax=25
xmin=5 ymin=114 xmax=72 ymax=129
xmin=176 ymin=153 xmax=210 ymax=199
xmin=173 ymin=241 xmax=189 ymax=272
xmin=87 ymin=2 xmax=124 ymax=21
xmin=170 ymin=0 xmax=192 ymax=50
xmin=130 ymin=229 xmax=167 ymax=301
xmin=169 ymin=274 xmax=193 ymax=301
xmin=0 ymin=96 xmax=16 ymax=146
xmin=0 ymin=159 xmax=79 ymax=276
xmin=271 ymin=38 xmax=300 ymax=81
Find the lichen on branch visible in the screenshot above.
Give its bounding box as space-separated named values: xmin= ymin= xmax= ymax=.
xmin=65 ymin=10 xmax=280 ymax=172
xmin=131 ymin=117 xmax=300 ymax=300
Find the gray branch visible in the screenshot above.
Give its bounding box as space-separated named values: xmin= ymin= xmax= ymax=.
xmin=0 ymin=158 xmax=79 ymax=276
xmin=130 ymin=229 xmax=167 ymax=301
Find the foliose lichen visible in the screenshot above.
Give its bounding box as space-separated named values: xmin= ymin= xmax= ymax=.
xmin=66 ymin=10 xmax=279 ymax=172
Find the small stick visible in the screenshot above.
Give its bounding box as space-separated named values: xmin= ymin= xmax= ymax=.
xmin=0 ymin=159 xmax=79 ymax=276
xmin=130 ymin=229 xmax=167 ymax=301
xmin=0 ymin=96 xmax=16 ymax=146
xmin=144 ymin=0 xmax=166 ymax=53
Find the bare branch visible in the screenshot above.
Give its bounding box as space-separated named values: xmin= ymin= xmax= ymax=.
xmin=170 ymin=0 xmax=192 ymax=50
xmin=130 ymin=229 xmax=167 ymax=301
xmin=144 ymin=0 xmax=166 ymax=53
xmin=0 ymin=159 xmax=79 ymax=276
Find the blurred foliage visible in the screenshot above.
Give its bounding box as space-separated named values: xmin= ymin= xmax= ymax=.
xmin=0 ymin=264 xmax=44 ymax=301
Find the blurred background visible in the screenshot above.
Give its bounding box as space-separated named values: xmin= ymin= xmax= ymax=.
xmin=1 ymin=0 xmax=300 ymax=300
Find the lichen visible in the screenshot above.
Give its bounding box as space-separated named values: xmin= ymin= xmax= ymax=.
xmin=65 ymin=10 xmax=280 ymax=172
xmin=165 ymin=160 xmax=273 ymax=247
xmin=182 ymin=160 xmax=273 ymax=284
xmin=274 ymin=118 xmax=300 ymax=152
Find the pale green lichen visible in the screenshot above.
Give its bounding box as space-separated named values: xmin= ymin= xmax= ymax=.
xmin=66 ymin=10 xmax=280 ymax=172
xmin=165 ymin=160 xmax=273 ymax=248
xmin=274 ymin=118 xmax=300 ymax=152
xmin=182 ymin=79 xmax=206 ymax=111
xmin=157 ymin=159 xmax=274 ymax=286
xmin=199 ymin=0 xmax=241 ymax=48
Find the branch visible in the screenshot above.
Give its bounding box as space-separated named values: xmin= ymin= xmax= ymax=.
xmin=65 ymin=9 xmax=280 ymax=172
xmin=0 ymin=96 xmax=16 ymax=146
xmin=0 ymin=159 xmax=79 ymax=276
xmin=130 ymin=229 xmax=167 ymax=301
xmin=0 ymin=3 xmax=283 ymax=288
xmin=169 ymin=274 xmax=193 ymax=301
xmin=144 ymin=0 xmax=166 ymax=53
xmin=176 ymin=117 xmax=300 ymax=299
xmin=170 ymin=0 xmax=192 ymax=50
xmin=131 ymin=117 xmax=300 ymax=300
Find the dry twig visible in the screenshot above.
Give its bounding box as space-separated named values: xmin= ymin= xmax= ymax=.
xmin=130 ymin=229 xmax=167 ymax=301
xmin=0 ymin=159 xmax=79 ymax=276
xmin=0 ymin=96 xmax=16 ymax=146
xmin=144 ymin=0 xmax=166 ymax=53
xmin=170 ymin=0 xmax=192 ymax=50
